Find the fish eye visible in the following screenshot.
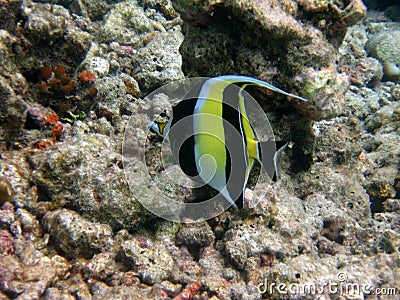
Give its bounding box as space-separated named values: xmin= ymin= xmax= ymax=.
xmin=159 ymin=110 xmax=168 ymax=118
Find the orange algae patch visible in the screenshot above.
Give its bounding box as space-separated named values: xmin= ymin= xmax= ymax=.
xmin=88 ymin=87 xmax=98 ymax=97
xmin=62 ymin=80 xmax=74 ymax=94
xmin=78 ymin=71 xmax=96 ymax=83
xmin=50 ymin=78 xmax=63 ymax=93
xmin=52 ymin=123 xmax=63 ymax=135
xmin=43 ymin=113 xmax=59 ymax=125
xmin=52 ymin=123 xmax=64 ymax=141
xmin=54 ymin=66 xmax=66 ymax=79
xmin=38 ymin=81 xmax=49 ymax=93
xmin=61 ymin=75 xmax=71 ymax=85
xmin=40 ymin=66 xmax=52 ymax=80
xmin=36 ymin=140 xmax=53 ymax=149
xmin=58 ymin=102 xmax=72 ymax=112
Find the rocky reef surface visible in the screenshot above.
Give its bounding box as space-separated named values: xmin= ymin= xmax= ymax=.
xmin=0 ymin=0 xmax=399 ymax=299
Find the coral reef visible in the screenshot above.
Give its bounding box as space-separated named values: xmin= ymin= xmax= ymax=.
xmin=29 ymin=132 xmax=153 ymax=231
xmin=175 ymin=0 xmax=366 ymax=121
xmin=44 ymin=209 xmax=115 ymax=258
xmin=365 ymin=31 xmax=400 ymax=82
xmin=122 ymin=237 xmax=174 ymax=284
xmin=0 ymin=0 xmax=399 ymax=299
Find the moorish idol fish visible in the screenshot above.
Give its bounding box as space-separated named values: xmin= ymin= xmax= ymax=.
xmin=150 ymin=75 xmax=308 ymax=209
